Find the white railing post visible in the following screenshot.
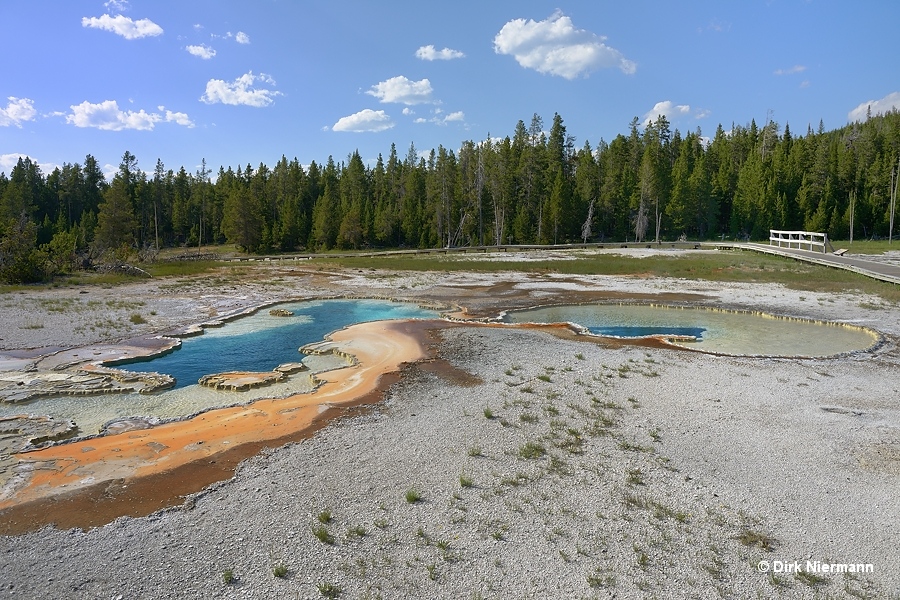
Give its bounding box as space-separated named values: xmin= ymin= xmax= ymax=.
xmin=769 ymin=230 xmax=828 ymax=253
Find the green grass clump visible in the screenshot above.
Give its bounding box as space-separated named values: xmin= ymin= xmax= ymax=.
xmin=222 ymin=569 xmax=235 ymax=584
xmin=312 ymin=525 xmax=335 ymax=545
xmin=272 ymin=562 xmax=288 ymax=578
xmin=518 ymin=441 xmax=546 ymax=459
xmin=129 ymin=313 xmax=146 ymax=324
xmin=737 ymin=529 xmax=777 ymax=551
xmin=405 ymin=488 xmax=422 ymax=503
xmin=459 ymin=473 xmax=475 ymax=488
xmin=317 ymin=509 xmax=332 ymax=524
xmin=317 ymin=582 xmax=342 ymax=598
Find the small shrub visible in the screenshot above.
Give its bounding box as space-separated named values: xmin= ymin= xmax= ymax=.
xmin=347 ymin=524 xmax=367 ymax=538
xmin=312 ymin=525 xmax=335 ymax=545
xmin=129 ymin=313 xmax=146 ymax=324
xmin=405 ymin=488 xmax=422 ymax=503
xmin=222 ymin=569 xmax=235 ymax=584
xmin=483 ymin=407 xmax=495 ymax=419
xmin=467 ymin=445 xmax=483 ymax=457
xmin=518 ymin=441 xmax=546 ymax=459
xmin=519 ymin=412 xmax=538 ymax=424
xmin=459 ymin=473 xmax=475 ymax=488
xmin=272 ymin=562 xmax=288 ymax=578
xmin=627 ymin=469 xmax=645 ymax=486
xmin=317 ymin=582 xmax=342 ymax=598
xmin=317 ymin=509 xmax=332 ymax=524
xmin=737 ymin=529 xmax=776 ymax=551
xmin=537 ymin=374 xmax=552 ymax=382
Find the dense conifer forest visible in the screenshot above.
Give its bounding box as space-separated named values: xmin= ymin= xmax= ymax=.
xmin=1 ymin=110 xmax=899 ymax=283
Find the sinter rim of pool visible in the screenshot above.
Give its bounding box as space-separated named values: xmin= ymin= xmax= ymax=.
xmin=500 ymin=301 xmax=883 ymax=359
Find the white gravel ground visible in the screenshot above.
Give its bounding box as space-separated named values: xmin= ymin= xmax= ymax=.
xmin=1 ymin=253 xmax=899 ymax=599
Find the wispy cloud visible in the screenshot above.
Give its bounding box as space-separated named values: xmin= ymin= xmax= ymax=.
xmin=642 ymin=100 xmax=691 ymax=125
xmin=186 ymin=44 xmax=216 ymax=59
xmin=412 ymin=108 xmax=466 ymax=126
xmin=366 ymin=76 xmax=434 ymax=105
xmin=0 ymin=97 xmax=37 ymax=127
xmin=774 ymin=65 xmax=806 ymax=76
xmin=65 ymin=100 xmax=194 ymax=131
xmin=82 ymin=14 xmax=163 ymax=40
xmin=200 ymin=72 xmax=282 ymax=107
xmin=415 ymin=45 xmax=464 ymax=61
xmin=332 ymin=109 xmax=394 ymax=133
xmin=848 ymin=92 xmax=900 ymax=121
xmin=104 ymin=0 xmax=129 ymax=11
xmin=494 ymin=10 xmax=635 ymax=79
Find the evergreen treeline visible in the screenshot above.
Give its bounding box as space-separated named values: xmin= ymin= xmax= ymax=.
xmin=1 ymin=111 xmax=899 ymax=283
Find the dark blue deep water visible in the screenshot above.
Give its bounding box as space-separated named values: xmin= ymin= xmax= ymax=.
xmin=126 ymin=299 xmax=437 ymax=388
xmin=586 ymin=325 xmax=706 ymax=338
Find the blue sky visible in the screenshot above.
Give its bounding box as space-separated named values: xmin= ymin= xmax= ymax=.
xmin=2 ymin=0 xmax=898 ymax=180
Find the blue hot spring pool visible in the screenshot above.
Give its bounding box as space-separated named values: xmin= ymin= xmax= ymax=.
xmin=0 ymin=299 xmax=439 ymax=436
xmin=124 ymin=298 xmax=439 ymax=389
xmin=503 ymin=303 xmax=879 ymax=357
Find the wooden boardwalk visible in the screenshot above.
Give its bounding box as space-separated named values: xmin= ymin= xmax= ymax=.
xmin=741 ymin=243 xmax=900 ymax=285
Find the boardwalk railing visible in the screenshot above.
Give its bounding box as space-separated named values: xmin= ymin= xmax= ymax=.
xmin=769 ymin=230 xmax=830 ymax=254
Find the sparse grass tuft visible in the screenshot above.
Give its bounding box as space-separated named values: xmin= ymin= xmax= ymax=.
xmin=129 ymin=313 xmax=146 ymax=324
xmin=405 ymin=488 xmax=422 ymax=503
xmin=627 ymin=468 xmax=646 ymax=486
xmin=518 ymin=441 xmax=546 ymax=459
xmin=312 ymin=525 xmax=335 ymax=545
xmin=222 ymin=569 xmax=235 ymax=584
xmin=737 ymin=529 xmax=777 ymax=551
xmin=272 ymin=562 xmax=288 ymax=578
xmin=347 ymin=524 xmax=367 ymax=538
xmin=519 ymin=412 xmax=538 ymax=424
xmin=317 ymin=582 xmax=342 ymax=598
xmin=795 ymin=570 xmax=828 ymax=587
xmin=317 ymin=509 xmax=332 ymax=524
xmin=459 ymin=473 xmax=475 ymax=488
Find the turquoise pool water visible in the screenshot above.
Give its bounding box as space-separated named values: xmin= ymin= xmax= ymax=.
xmin=504 ymin=303 xmax=879 ymax=357
xmin=126 ymin=299 xmax=439 ymax=388
xmin=0 ymin=299 xmax=438 ymax=436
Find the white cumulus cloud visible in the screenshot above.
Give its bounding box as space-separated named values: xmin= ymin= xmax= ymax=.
xmin=332 ymin=109 xmax=394 ymax=133
xmin=201 ymin=72 xmax=282 ymax=107
xmin=848 ymin=92 xmax=900 ymax=121
xmin=494 ymin=10 xmax=635 ymax=79
xmin=642 ymin=101 xmax=691 ymax=125
xmin=186 ymin=44 xmax=216 ymax=59
xmin=81 ymin=14 xmax=163 ymax=40
xmin=415 ymin=45 xmax=465 ymax=61
xmin=65 ymin=100 xmax=193 ymax=131
xmin=235 ymin=31 xmax=250 ymax=44
xmin=158 ymin=106 xmax=195 ymax=128
xmin=0 ymin=153 xmax=61 ymax=177
xmin=366 ymin=76 xmax=434 ymax=105
xmin=0 ymin=97 xmax=37 ymax=127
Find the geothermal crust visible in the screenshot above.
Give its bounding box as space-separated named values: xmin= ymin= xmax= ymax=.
xmin=0 ymin=250 xmax=898 ymax=598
